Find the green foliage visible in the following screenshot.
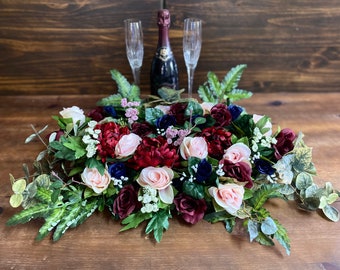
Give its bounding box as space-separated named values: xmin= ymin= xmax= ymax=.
xmin=7 ymin=177 xmax=99 ymax=241
xmin=182 ymin=181 xmax=205 ymax=200
xmin=198 ymin=64 xmax=252 ymax=104
xmin=248 ymin=184 xmax=283 ymax=210
xmin=97 ymin=69 xmax=141 ymax=106
xmin=120 ymin=212 xmax=153 ymax=232
xmin=145 ymin=208 xmax=171 ymax=243
xmin=145 ymin=107 xmax=164 ymax=125
xmin=158 ymin=87 xmax=185 ymax=102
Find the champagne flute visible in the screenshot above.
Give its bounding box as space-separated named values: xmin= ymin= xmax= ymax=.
xmin=124 ymin=19 xmax=144 ymax=85
xmin=183 ymin=18 xmax=202 ymax=98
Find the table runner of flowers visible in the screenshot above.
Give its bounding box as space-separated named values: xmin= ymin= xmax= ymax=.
xmin=7 ymin=65 xmax=339 ymax=255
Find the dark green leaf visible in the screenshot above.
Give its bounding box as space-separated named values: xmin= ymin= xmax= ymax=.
xmin=274 ymin=219 xmax=291 ymax=255
xmin=36 ymin=207 xmax=66 ymax=241
xmin=225 ymin=218 xmax=236 ymax=233
xmin=145 ymin=209 xmax=171 ymax=243
xmin=182 ymin=181 xmax=205 ymax=200
xmin=120 ymin=212 xmax=153 ymax=232
xmin=204 ymin=210 xmax=231 ymax=223
xmin=248 ymin=184 xmax=282 ymax=210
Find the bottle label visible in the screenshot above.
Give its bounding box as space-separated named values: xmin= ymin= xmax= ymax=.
xmin=155 ymin=46 xmax=173 ymax=62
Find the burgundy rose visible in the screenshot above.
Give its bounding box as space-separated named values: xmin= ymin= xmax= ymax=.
xmin=128 ymin=136 xmax=179 ymax=170
xmin=211 ymin=103 xmax=232 ymax=127
xmin=199 ymin=126 xmax=232 ymax=160
xmin=87 ymin=106 xmax=105 ymax=122
xmin=168 ymin=102 xmax=188 ymax=125
xmin=131 ymin=121 xmax=155 ymax=137
xmin=273 ymin=128 xmax=296 ymax=160
xmin=220 ymin=159 xmax=253 ymax=188
xmin=113 ymin=184 xmax=141 ymax=219
xmin=174 ymin=193 xmax=207 ymax=224
xmin=96 ymin=122 xmax=130 ymax=161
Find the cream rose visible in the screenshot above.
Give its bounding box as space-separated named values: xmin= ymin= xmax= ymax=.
xmin=81 ymin=167 xmax=111 ymax=194
xmin=223 ymin=143 xmax=251 ymax=163
xmin=60 ymin=106 xmax=86 ymax=127
xmin=253 ymin=114 xmax=272 ymax=137
xmin=200 ymin=102 xmax=215 ymax=115
xmin=115 ymin=133 xmax=142 ymax=159
xmin=155 ymin=105 xmax=171 ymax=114
xmin=208 ymin=183 xmax=244 ymax=214
xmin=137 ymin=166 xmax=174 ymax=204
xmin=180 ymin=137 xmax=208 ymax=160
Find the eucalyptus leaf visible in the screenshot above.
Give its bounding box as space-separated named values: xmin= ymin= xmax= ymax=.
xmin=9 ymin=194 xmax=24 ymax=208
xmin=12 ymin=179 xmax=26 ymax=194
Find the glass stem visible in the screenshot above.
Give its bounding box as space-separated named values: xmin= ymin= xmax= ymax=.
xmin=187 ymin=67 xmax=195 ymax=98
xmin=132 ymin=67 xmax=141 ymax=86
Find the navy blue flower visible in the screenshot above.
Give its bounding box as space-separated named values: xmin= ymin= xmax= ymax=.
xmin=104 ymin=106 xmax=117 ymax=117
xmin=195 ymin=159 xmax=212 ymax=183
xmin=228 ymin=104 xmax=243 ymax=121
xmin=108 ymin=162 xmax=127 ymax=179
xmin=254 ymin=159 xmax=276 ymax=175
xmin=156 ymin=114 xmax=176 ymax=130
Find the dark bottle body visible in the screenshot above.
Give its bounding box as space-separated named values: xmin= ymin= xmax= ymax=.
xmin=150 ymin=9 xmax=179 ymax=96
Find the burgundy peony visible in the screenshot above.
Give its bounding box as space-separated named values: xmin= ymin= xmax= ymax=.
xmin=274 ymin=128 xmax=296 ymax=160
xmin=96 ymin=122 xmax=130 ymax=161
xmin=113 ymin=184 xmax=141 ymax=219
xmin=174 ymin=193 xmax=207 ymax=224
xmin=220 ymin=159 xmax=253 ymax=188
xmin=168 ymin=102 xmax=188 ymax=125
xmin=128 ymin=136 xmax=179 ymax=170
xmin=199 ymin=126 xmax=232 ymax=160
xmin=211 ymin=103 xmax=232 ymax=127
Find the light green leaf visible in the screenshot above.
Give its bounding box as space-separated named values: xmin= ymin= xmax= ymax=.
xmin=145 ymin=209 xmax=171 ymax=243
xmin=221 ymin=64 xmax=247 ymax=93
xmin=63 ymin=136 xmax=86 ymax=159
xmin=295 ymin=172 xmax=313 ymax=190
xmin=247 ymin=220 xmax=259 ymax=242
xmin=120 ymin=212 xmax=153 ymax=232
xmin=12 ymin=179 xmax=26 ymax=194
xmin=9 ymin=194 xmax=24 ymax=208
xmin=261 ymin=217 xmax=278 ymax=235
xmin=322 ymin=205 xmax=340 ymax=222
xmin=145 ymin=107 xmax=164 ymax=125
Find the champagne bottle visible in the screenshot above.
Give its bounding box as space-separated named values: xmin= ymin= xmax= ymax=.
xmin=150 ymin=9 xmax=179 ymax=96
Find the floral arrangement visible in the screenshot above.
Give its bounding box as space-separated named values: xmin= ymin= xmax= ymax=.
xmin=7 ymin=65 xmax=339 ymax=255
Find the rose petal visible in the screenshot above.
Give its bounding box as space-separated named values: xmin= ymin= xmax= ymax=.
xmin=159 ymin=185 xmax=174 ymax=204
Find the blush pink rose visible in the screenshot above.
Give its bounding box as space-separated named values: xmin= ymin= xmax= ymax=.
xmin=180 ymin=137 xmax=208 ymax=160
xmin=223 ymin=143 xmax=251 ymax=163
xmin=208 ymin=183 xmax=244 ymax=214
xmin=81 ymin=167 xmax=111 ymax=194
xmin=137 ymin=166 xmax=174 ymax=204
xmin=115 ymin=133 xmax=142 ymax=159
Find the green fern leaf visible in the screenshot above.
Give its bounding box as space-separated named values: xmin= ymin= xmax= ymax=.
xmin=52 ymin=203 xmax=82 ymax=241
xmin=221 ymin=64 xmax=247 ymax=93
xmin=228 ymin=89 xmax=253 ymax=103
xmin=110 ymin=69 xmax=131 ymax=98
xmin=198 ymin=84 xmax=216 ymax=103
xmin=97 ymin=93 xmax=123 ymax=107
xmin=274 ymin=219 xmax=291 ymax=255
xmin=249 ymin=184 xmax=282 ymax=210
xmin=6 ymin=203 xmax=52 ymax=226
xmin=69 ymin=199 xmax=98 ymax=228
xmin=207 ymin=71 xmax=222 ymax=97
xmin=36 ymin=206 xmax=66 ymax=241
xmin=129 ymin=84 xmax=141 ymax=102
xmin=35 ymin=187 xmax=53 ymax=204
